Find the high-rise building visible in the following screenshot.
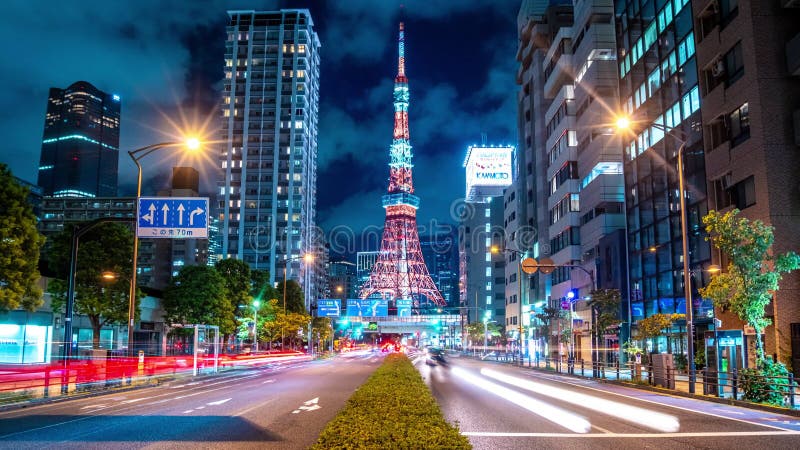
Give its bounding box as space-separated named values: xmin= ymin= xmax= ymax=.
xmin=37 ymin=81 xmax=120 ymax=198
xmin=327 ymin=261 xmax=357 ymax=301
xmin=691 ymin=0 xmax=800 ymax=369
xmin=615 ymin=0 xmax=714 ymax=346
xmin=356 ymin=251 xmax=378 ymax=294
xmin=420 ymin=225 xmax=460 ymax=309
xmin=217 ymin=10 xmax=321 ymax=310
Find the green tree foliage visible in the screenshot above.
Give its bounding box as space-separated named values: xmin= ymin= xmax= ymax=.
xmin=277 ymin=279 xmax=305 ymax=313
xmin=47 ymin=223 xmax=135 ymax=348
xmin=0 ymin=164 xmax=44 ymax=311
xmin=215 ymin=258 xmax=252 ymax=320
xmin=700 ymin=209 xmax=800 ymax=364
xmin=588 ymin=288 xmax=622 ymax=337
xmin=636 ymin=313 xmax=685 ymax=353
xmin=163 ymin=265 xmax=235 ymax=335
xmin=536 ymin=306 xmax=567 ymax=346
xmin=311 ymin=317 xmax=332 ymax=348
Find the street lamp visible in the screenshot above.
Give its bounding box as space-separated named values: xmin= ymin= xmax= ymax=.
xmin=616 ymin=116 xmax=696 ymax=394
xmin=127 ymin=138 xmax=202 ymax=356
xmin=253 ymin=299 xmax=260 ymax=353
xmin=280 ymin=252 xmax=314 ymax=349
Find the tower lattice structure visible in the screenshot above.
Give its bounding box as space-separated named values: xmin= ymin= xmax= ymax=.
xmin=359 ymin=22 xmax=445 ymax=307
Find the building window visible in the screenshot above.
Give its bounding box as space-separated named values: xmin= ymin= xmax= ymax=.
xmin=730 ymin=175 xmax=756 ymax=210
xmin=720 ymin=0 xmax=739 ymax=28
xmin=723 ymin=42 xmax=744 ymax=87
xmin=728 ymin=102 xmax=750 ymax=147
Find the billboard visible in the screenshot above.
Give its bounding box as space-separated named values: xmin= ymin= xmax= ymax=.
xmin=396 ymin=299 xmax=413 ymax=317
xmin=463 ymin=146 xmax=513 ymax=202
xmin=346 ymin=299 xmax=389 ymax=317
xmin=317 ymin=299 xmax=341 ymax=317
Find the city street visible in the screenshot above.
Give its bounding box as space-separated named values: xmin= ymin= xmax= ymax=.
xmin=0 ymin=351 xmax=383 ymax=449
xmin=415 ymin=353 xmax=800 ymax=449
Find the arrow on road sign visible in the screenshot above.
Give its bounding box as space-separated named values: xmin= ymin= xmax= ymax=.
xmin=161 ymin=204 xmax=170 ymax=225
xmin=142 ymin=203 xmax=155 ymax=225
xmin=189 ymin=207 xmax=204 ymax=226
xmin=292 ymin=397 xmax=321 ymax=414
xmin=177 ymin=204 xmax=185 ymax=225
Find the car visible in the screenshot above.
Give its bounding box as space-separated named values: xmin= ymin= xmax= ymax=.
xmin=426 ymin=347 xmax=446 ymax=365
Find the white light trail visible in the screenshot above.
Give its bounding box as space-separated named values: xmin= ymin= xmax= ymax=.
xmin=480 ymin=368 xmax=680 ymax=432
xmin=451 ymin=367 xmax=591 ymax=433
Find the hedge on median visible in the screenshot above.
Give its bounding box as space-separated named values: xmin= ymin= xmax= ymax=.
xmin=311 ymin=353 xmax=471 ymax=449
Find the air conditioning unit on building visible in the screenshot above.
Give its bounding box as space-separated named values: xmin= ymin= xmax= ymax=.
xmin=711 ymin=60 xmax=726 ymax=78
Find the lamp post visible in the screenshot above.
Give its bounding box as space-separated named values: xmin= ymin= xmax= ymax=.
xmin=616 ymin=116 xmax=696 ymax=394
xmin=127 ymin=138 xmax=201 ymax=356
xmin=253 ymin=299 xmax=260 ymax=353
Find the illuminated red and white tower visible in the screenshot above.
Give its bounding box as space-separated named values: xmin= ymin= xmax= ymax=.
xmin=360 ymin=23 xmax=445 ymax=307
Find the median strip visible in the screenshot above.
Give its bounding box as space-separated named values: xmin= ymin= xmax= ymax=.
xmin=312 ymin=353 xmax=470 ymax=449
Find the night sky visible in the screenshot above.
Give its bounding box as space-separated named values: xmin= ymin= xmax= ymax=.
xmin=0 ymin=0 xmax=519 ymax=253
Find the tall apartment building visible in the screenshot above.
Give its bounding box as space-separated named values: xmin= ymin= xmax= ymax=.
xmin=420 ymin=225 xmax=460 ymax=309
xmin=514 ymin=1 xmax=574 ymax=357
xmin=218 ymin=10 xmax=321 ymax=310
xmin=37 ymin=81 xmax=120 ymax=198
xmin=691 ymin=0 xmax=800 ymax=369
xmin=615 ymin=0 xmax=714 ymax=348
xmin=355 ymin=251 xmax=378 ymax=295
xmin=327 ymin=260 xmax=357 ymax=300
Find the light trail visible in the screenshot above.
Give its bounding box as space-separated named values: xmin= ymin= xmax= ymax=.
xmin=480 ymin=368 xmax=680 ymax=432
xmin=451 ymin=367 xmax=591 ymax=433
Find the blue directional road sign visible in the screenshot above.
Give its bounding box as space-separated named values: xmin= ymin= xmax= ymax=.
xmin=137 ymin=197 xmax=209 ymax=238
xmin=317 ymin=299 xmax=341 ymax=317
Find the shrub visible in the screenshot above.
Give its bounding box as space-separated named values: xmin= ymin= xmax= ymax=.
xmin=738 ymin=359 xmax=793 ymax=406
xmin=312 ymin=353 xmax=470 ymax=449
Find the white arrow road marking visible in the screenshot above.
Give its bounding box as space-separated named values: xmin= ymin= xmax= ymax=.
xmin=291 ymin=397 xmax=321 ymax=414
xmin=161 ymin=204 xmax=170 ymax=225
xmin=81 ymin=404 xmax=107 ymax=410
xmin=207 ymin=398 xmax=232 ymax=406
xmin=177 ymin=204 xmax=185 ymax=225
xmin=189 ymin=207 xmax=204 ymax=225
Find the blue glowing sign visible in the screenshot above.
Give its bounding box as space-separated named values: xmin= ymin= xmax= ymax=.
xmin=317 ymin=299 xmax=341 ymax=317
xmin=346 ymin=299 xmax=389 ymax=317
xmin=137 ymin=197 xmax=208 ymax=238
xmin=396 ymin=299 xmax=412 ymax=317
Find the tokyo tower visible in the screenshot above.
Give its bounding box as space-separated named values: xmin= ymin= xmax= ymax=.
xmin=359 ymin=22 xmax=445 ymax=307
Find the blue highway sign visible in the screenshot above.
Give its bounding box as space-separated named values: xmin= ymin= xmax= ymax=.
xmin=317 ymin=299 xmax=341 ymax=317
xmin=137 ymin=197 xmax=209 ymax=238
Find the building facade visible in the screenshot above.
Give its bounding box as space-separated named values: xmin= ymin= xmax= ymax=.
xmin=37 ymin=81 xmax=120 ymax=198
xmin=615 ymin=0 xmax=714 ymax=351
xmin=356 ymin=251 xmax=378 ymax=294
xmin=691 ymin=0 xmax=800 ymax=369
xmin=217 ymin=10 xmax=321 ymax=310
xmin=327 ymin=260 xmax=357 ymax=301
xmin=420 ymin=224 xmax=460 ymax=310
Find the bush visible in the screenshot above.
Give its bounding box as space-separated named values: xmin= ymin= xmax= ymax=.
xmin=312 ymin=353 xmax=470 ymax=449
xmin=672 ymin=353 xmax=687 ymax=371
xmin=738 ymin=359 xmax=793 ymax=406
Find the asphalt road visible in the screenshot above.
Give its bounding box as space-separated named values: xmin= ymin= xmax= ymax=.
xmin=0 ymin=351 xmax=384 ymax=449
xmin=415 ymin=352 xmax=800 ymax=450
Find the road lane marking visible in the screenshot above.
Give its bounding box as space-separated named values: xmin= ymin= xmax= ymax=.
xmin=207 ymin=398 xmax=231 ymax=406
xmin=182 ymin=410 xmax=194 ymax=414
xmin=120 ymin=398 xmax=147 ymax=404
xmin=481 ymin=368 xmax=680 ymax=432
xmin=451 ymin=367 xmax=591 ymax=433
xmin=519 ymin=369 xmax=796 ymax=432
xmin=80 ymin=404 xmax=107 ymax=410
xmin=462 ymin=431 xmax=800 ymax=438
xmin=292 ymin=397 xmax=321 ymax=414
xmin=262 ymin=379 xmax=275 ymax=384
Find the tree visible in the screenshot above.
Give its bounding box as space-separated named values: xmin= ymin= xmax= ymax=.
xmin=699 ymin=209 xmax=800 ymax=364
xmin=215 ymin=258 xmax=252 ymax=320
xmin=587 ymin=288 xmax=622 ymax=339
xmin=47 ymin=223 xmax=134 ymax=349
xmin=636 ymin=313 xmax=685 ymax=353
xmin=277 ymin=279 xmax=305 ymax=313
xmin=311 ymin=317 xmax=332 ymax=350
xmin=536 ymin=306 xmax=567 ymax=350
xmin=163 ymin=265 xmax=235 ymax=336
xmin=0 ymin=164 xmax=44 ymax=312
